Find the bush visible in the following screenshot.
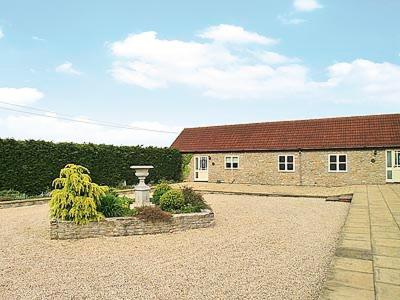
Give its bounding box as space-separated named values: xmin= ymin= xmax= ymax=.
xmin=181 ymin=187 xmax=209 ymax=212
xmin=0 ymin=138 xmax=182 ymax=195
xmin=49 ymin=164 xmax=108 ymax=224
xmin=98 ymin=192 xmax=133 ymax=218
xmin=151 ymin=182 xmax=172 ymax=205
xmin=159 ymin=189 xmax=185 ymax=212
xmin=136 ymin=206 xmax=172 ymax=222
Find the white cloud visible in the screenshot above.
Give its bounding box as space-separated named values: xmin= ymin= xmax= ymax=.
xmin=257 ymin=51 xmax=301 ymax=65
xmin=316 ymin=59 xmax=400 ymax=103
xmin=0 ymin=87 xmax=44 ymax=105
xmin=198 ymin=24 xmax=278 ymax=45
xmin=111 ymin=31 xmax=236 ymax=68
xmin=110 ymin=26 xmax=291 ymax=98
xmin=110 ymin=26 xmax=400 ymax=103
xmin=293 ymin=0 xmax=322 ymax=12
xmin=32 ymin=36 xmax=46 ymax=42
xmin=0 ymin=28 xmax=4 ymax=39
xmin=278 ymin=15 xmax=307 ymax=25
xmin=0 ymin=115 xmax=180 ymax=146
xmin=55 ymin=62 xmax=82 ymax=76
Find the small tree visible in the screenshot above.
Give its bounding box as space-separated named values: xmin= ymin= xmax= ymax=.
xmin=50 ymin=164 xmax=108 ymax=224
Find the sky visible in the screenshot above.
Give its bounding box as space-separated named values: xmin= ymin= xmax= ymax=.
xmin=0 ymin=0 xmax=400 ymax=146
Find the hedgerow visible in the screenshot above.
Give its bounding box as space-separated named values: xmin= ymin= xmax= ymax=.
xmin=0 ymin=138 xmax=182 ymax=195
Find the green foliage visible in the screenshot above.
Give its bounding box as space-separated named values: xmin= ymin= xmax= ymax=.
xmin=98 ymin=191 xmax=134 ymax=218
xmin=136 ymin=206 xmax=172 ymax=222
xmin=0 ymin=138 xmax=182 ymax=195
xmin=158 ymin=187 xmax=210 ymax=213
xmin=50 ymin=164 xmax=108 ymax=224
xmin=151 ymin=181 xmax=172 ymax=205
xmin=0 ymin=189 xmax=28 ymax=201
xmin=181 ymin=187 xmax=209 ymax=212
xmin=181 ymin=154 xmax=193 ymax=181
xmin=159 ymin=189 xmax=185 ymax=212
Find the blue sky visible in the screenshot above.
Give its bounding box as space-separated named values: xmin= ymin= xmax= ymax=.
xmin=0 ymin=0 xmax=399 ymax=146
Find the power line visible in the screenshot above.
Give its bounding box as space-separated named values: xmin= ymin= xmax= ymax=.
xmin=0 ymin=103 xmax=179 ymax=134
xmin=0 ymin=100 xmax=145 ymax=129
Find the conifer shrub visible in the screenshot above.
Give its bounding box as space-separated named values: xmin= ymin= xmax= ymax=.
xmin=159 ymin=189 xmax=185 ymax=212
xmin=136 ymin=206 xmax=172 ymax=222
xmin=50 ymin=164 xmax=108 ymax=224
xmin=151 ymin=182 xmax=172 ymax=205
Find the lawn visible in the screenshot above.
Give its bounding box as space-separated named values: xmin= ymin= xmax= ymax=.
xmin=0 ymin=194 xmax=349 ymax=299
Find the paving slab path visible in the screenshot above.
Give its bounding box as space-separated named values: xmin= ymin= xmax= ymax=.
xmin=321 ymin=184 xmax=400 ymax=300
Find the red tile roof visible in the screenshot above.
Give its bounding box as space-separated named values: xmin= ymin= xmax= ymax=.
xmin=171 ymin=114 xmax=400 ymax=153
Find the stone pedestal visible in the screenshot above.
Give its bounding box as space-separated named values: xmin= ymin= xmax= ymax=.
xmin=130 ymin=165 xmax=154 ymax=207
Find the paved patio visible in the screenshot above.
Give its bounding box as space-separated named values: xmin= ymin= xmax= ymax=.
xmin=321 ymin=185 xmax=400 ymax=300
xmin=177 ymin=182 xmax=400 ymax=299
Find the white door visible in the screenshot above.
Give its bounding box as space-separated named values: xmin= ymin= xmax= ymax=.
xmin=194 ymin=156 xmax=208 ymax=182
xmin=386 ymin=150 xmax=400 ymax=183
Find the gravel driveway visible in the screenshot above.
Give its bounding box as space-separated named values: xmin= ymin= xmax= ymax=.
xmin=0 ymin=194 xmax=349 ymax=300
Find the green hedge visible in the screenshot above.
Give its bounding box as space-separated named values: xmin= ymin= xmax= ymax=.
xmin=0 ymin=139 xmax=182 ymax=195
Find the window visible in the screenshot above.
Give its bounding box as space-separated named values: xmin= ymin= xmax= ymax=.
xmin=329 ymin=154 xmax=347 ymax=172
xmin=225 ymin=156 xmax=239 ymax=169
xmin=278 ymin=155 xmax=295 ymax=172
xmin=387 ymin=151 xmax=392 ymax=168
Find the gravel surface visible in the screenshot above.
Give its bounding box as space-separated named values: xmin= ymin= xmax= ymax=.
xmin=0 ymin=194 xmax=349 ymax=300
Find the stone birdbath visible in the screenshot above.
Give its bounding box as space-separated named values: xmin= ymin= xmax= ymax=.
xmin=130 ymin=165 xmax=154 ymax=207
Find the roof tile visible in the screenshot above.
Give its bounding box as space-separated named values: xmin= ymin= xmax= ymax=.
xmin=171 ymin=114 xmax=400 ymax=152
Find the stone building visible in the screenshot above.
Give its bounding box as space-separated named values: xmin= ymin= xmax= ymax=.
xmin=171 ymin=114 xmax=400 ymax=186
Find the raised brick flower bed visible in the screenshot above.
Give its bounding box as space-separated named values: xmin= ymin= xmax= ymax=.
xmin=50 ymin=209 xmax=214 ymax=240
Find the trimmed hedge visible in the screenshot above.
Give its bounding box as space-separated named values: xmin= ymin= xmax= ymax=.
xmin=0 ymin=139 xmax=182 ymax=195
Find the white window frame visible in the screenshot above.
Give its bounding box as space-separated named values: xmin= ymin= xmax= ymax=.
xmin=386 ymin=150 xmax=393 ymax=182
xmin=278 ymin=155 xmax=295 ymax=172
xmin=225 ymin=156 xmax=239 ymax=170
xmin=395 ymin=150 xmax=400 ymax=167
xmin=195 ymin=156 xmax=208 ymax=171
xmin=328 ymin=154 xmax=348 ymax=173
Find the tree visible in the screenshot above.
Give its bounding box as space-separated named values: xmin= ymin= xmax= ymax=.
xmin=50 ymin=164 xmax=108 ymax=224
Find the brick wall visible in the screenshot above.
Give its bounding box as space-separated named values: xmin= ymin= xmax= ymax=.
xmin=50 ymin=210 xmax=214 ymax=240
xmin=188 ymin=149 xmax=387 ymax=186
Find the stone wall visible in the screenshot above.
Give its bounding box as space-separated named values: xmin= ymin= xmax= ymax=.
xmin=188 ymin=149 xmax=387 ymax=186
xmin=50 ymin=210 xmax=214 ymax=240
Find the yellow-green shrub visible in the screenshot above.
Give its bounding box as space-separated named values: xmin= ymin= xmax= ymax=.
xmin=50 ymin=164 xmax=108 ymax=224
